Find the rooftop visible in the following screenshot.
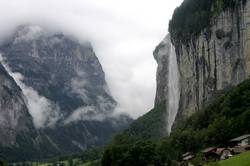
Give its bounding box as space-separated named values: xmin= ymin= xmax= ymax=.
xmin=230 ymin=134 xmax=250 ymax=142
xmin=216 ymin=148 xmax=226 ymax=154
xmin=183 ymin=155 xmax=194 ymax=161
xmin=201 ymin=147 xmax=216 ymax=153
xmin=182 ymin=152 xmax=191 ymax=157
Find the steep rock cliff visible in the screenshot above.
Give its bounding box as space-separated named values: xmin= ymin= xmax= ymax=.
xmin=175 ymin=1 xmax=250 ymax=122
xmin=0 ymin=63 xmax=35 ymax=146
xmin=155 ymin=0 xmax=250 ymax=130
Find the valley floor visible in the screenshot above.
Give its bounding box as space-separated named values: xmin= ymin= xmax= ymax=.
xmin=9 ymin=159 xmax=100 ymax=166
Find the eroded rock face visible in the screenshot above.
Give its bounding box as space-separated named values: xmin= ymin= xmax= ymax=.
xmin=0 ymin=64 xmax=35 ymax=146
xmin=155 ymin=0 xmax=250 ymax=129
xmin=0 ymin=25 xmax=132 ymax=161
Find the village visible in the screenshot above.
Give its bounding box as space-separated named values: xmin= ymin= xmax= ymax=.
xmin=181 ymin=134 xmax=250 ymax=165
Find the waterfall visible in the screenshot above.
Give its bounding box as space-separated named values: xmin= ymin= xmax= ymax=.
xmin=167 ymin=43 xmax=180 ymax=134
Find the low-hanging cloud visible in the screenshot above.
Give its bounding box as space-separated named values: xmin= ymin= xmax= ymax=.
xmin=0 ymin=0 xmax=183 ymax=118
xmin=64 ymin=106 xmax=106 ymax=124
xmin=64 ymin=95 xmax=125 ymax=124
xmin=71 ymin=76 xmax=90 ymax=103
xmin=0 ymin=54 xmax=61 ymax=128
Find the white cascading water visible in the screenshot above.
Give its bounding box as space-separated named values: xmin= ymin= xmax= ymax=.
xmin=167 ymin=43 xmax=180 ymax=134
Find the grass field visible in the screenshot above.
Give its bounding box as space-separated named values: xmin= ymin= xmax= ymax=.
xmin=219 ymin=151 xmax=250 ymax=166
xmin=10 ymin=157 xmax=100 ymax=166
xmin=78 ymin=162 xmax=91 ymax=166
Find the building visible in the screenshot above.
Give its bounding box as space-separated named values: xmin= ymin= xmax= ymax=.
xmin=230 ymin=134 xmax=250 ymax=147
xmin=233 ymin=146 xmax=247 ymax=154
xmin=201 ymin=147 xmax=220 ymax=161
xmin=216 ymin=148 xmax=233 ymax=160
xmin=201 ymin=147 xmax=217 ymax=154
xmin=229 ymin=134 xmax=250 ymax=154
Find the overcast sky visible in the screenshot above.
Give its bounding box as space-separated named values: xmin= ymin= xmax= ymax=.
xmin=0 ymin=0 xmax=183 ymax=118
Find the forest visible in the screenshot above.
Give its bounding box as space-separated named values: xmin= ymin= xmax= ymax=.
xmin=169 ymin=0 xmax=247 ymax=43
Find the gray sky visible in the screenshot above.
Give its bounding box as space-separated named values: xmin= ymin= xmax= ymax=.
xmin=0 ymin=0 xmax=183 ymax=118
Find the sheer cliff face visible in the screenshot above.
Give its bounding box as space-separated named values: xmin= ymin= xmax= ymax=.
xmin=0 ymin=25 xmax=131 ymax=161
xmin=0 ymin=64 xmax=34 ymax=146
xmin=175 ymin=1 xmax=250 ymax=121
xmin=155 ymin=1 xmax=250 ymax=128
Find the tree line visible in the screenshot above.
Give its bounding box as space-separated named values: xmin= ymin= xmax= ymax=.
xmin=169 ymin=0 xmax=247 ymax=43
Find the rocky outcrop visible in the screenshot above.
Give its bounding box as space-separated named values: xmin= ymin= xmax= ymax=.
xmin=155 ymin=0 xmax=250 ymax=129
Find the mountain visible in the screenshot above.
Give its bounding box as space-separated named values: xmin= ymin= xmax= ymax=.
xmin=0 ymin=25 xmax=132 ymax=161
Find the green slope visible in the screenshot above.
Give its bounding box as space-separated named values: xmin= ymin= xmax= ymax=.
xmin=219 ymin=151 xmax=250 ymax=166
xmin=113 ymin=101 xmax=167 ymax=145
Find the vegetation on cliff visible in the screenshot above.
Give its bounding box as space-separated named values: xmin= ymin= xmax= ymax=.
xmin=113 ymin=101 xmax=167 ymax=143
xmin=101 ymin=78 xmax=250 ymax=165
xmin=169 ymin=0 xmax=247 ymax=43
